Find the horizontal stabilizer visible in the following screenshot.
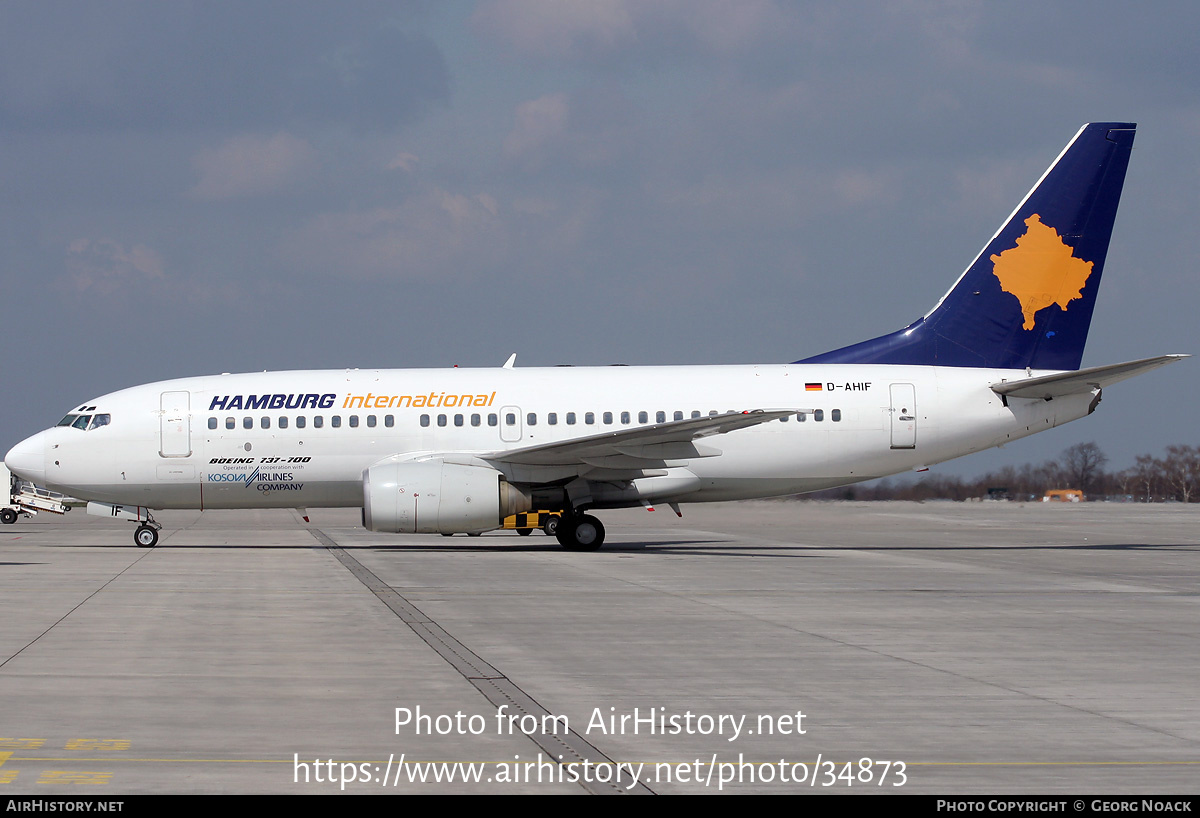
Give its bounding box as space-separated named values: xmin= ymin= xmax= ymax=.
xmin=990 ymin=354 xmax=1187 ymax=400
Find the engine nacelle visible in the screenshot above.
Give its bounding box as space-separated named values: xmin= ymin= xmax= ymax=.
xmin=362 ymin=461 xmax=531 ymax=534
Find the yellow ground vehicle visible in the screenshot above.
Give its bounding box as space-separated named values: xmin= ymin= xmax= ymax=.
xmin=1043 ymin=489 xmax=1085 ymax=502
xmin=502 ymin=511 xmax=562 ymax=536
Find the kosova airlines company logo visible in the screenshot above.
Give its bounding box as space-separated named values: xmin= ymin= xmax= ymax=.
xmin=209 ymin=393 xmax=336 ymax=411
xmin=206 ymin=467 xmax=302 ymax=490
xmin=990 ymin=214 xmax=1094 ymax=331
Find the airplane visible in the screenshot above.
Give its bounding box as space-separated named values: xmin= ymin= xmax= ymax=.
xmin=3 ymin=122 xmax=1186 ymax=550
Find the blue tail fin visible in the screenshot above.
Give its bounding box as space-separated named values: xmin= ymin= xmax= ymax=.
xmin=798 ymin=123 xmax=1136 ymax=371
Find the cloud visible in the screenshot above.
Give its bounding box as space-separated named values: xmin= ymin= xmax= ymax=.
xmin=63 ymin=238 xmax=165 ymax=294
xmin=387 ymin=152 xmax=420 ymax=173
xmin=473 ymin=0 xmax=636 ymax=59
xmin=190 ymin=132 xmax=316 ymax=200
xmin=0 ymin=4 xmax=451 ymax=132
xmin=832 ymin=167 xmax=903 ymax=208
xmin=663 ymin=0 xmax=783 ymax=53
xmin=503 ymin=93 xmax=569 ymax=158
xmin=281 ymin=188 xmax=508 ymax=280
xmin=61 ymin=237 xmax=244 ymax=305
xmin=473 ymin=0 xmax=784 ymax=60
xmin=501 ymin=89 xmax=636 ymax=171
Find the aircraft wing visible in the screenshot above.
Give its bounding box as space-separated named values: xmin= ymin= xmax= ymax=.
xmin=990 ymin=354 xmax=1188 ymax=400
xmin=484 ymin=409 xmax=801 ymax=467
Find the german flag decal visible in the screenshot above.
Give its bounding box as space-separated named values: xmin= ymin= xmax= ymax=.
xmin=805 ymin=383 xmax=823 ymax=391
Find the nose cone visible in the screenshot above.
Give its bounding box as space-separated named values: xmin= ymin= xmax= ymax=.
xmin=5 ymin=431 xmax=47 ymax=484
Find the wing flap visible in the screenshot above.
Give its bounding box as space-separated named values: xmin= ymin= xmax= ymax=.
xmin=485 ymin=409 xmax=797 ymax=467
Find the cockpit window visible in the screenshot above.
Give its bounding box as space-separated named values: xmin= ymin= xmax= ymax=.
xmin=57 ymin=412 xmax=111 ymax=430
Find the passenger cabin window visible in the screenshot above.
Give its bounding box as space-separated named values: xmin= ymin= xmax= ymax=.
xmin=621 ymin=411 xmax=631 ymax=424
xmin=488 ymin=414 xmax=498 ymax=426
xmin=296 ymin=416 xmax=306 ymax=429
xmin=585 ymin=412 xmax=595 ymax=425
xmin=314 ymin=416 xmax=324 ymax=428
xmin=349 ymin=416 xmax=359 ymax=428
xmin=527 ymin=413 xmax=537 ymax=426
xmin=278 ymin=416 xmax=288 ymax=429
xmin=226 ymin=417 xmax=236 ymax=430
xmin=471 ymin=414 xmax=481 ymax=427
xmin=332 ymin=416 xmax=341 ymax=428
xmin=454 ymin=414 xmax=463 ymax=427
xmin=261 ymin=417 xmax=270 ymax=429
xmin=367 ymin=415 xmax=376 ymax=428
xmin=385 ymin=415 xmax=395 ymax=428
xmin=603 ymin=412 xmax=613 ymax=424
xmin=208 ymin=417 xmax=218 ymax=430
xmin=548 ymin=413 xmax=557 ymax=426
xmin=243 ymin=417 xmax=253 ymax=430
xmin=831 ymin=409 xmax=842 ymax=422
xmin=437 ymin=415 xmax=447 ymax=427
xmin=566 ymin=412 xmax=576 ymax=425
xmin=420 ymin=415 xmax=430 ymax=427
xmin=813 ymin=410 xmax=824 ymax=421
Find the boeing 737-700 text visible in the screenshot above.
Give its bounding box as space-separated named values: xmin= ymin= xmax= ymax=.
xmin=4 ymin=123 xmax=1185 ymax=549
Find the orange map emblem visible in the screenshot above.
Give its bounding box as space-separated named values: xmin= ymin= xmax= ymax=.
xmin=990 ymin=214 xmax=1093 ymax=330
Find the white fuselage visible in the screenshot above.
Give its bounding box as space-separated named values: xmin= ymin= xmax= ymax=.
xmin=10 ymin=363 xmax=1091 ymax=511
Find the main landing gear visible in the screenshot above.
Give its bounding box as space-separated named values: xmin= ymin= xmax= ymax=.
xmin=134 ymin=520 xmax=161 ymax=548
xmin=555 ymin=513 xmax=605 ymax=551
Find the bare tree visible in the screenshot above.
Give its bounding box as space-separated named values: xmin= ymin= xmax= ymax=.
xmin=1129 ymin=454 xmax=1160 ymax=502
xmin=1161 ymin=445 xmax=1200 ymax=503
xmin=1059 ymin=442 xmax=1109 ymax=497
xmin=1113 ymin=467 xmax=1136 ymax=499
xmin=806 ymin=443 xmax=1197 ymax=503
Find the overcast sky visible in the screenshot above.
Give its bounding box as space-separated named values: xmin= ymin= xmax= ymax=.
xmin=2 ymin=1 xmax=1196 ymax=479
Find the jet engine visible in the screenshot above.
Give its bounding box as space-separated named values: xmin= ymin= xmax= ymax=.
xmin=362 ymin=461 xmax=531 ymax=534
